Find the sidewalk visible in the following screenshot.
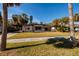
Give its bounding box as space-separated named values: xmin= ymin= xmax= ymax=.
xmin=0 ymin=33 xmax=68 ymax=43
xmin=7 ymin=37 xmax=55 ymax=43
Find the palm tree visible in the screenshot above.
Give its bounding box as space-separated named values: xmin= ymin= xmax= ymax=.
xmin=21 ymin=13 xmax=29 ymax=25
xmin=12 ymin=13 xmax=29 ymax=31
xmin=52 ymin=19 xmax=61 ymax=26
xmin=74 ymin=13 xmax=79 ymax=21
xmin=21 ymin=13 xmax=29 ymax=31
xmin=68 ymin=3 xmax=76 ymax=47
xmin=12 ymin=14 xmax=19 ymax=25
xmin=61 ymin=17 xmax=69 ymax=24
xmin=30 ymin=16 xmax=33 ymax=24
xmin=0 ymin=12 xmax=2 ymax=24
xmin=0 ymin=3 xmax=20 ymax=51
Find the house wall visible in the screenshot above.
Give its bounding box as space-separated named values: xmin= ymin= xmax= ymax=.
xmin=22 ymin=25 xmax=33 ymax=32
xmin=33 ymin=25 xmax=51 ymax=32
xmin=22 ymin=25 xmax=52 ymax=32
xmin=33 ymin=26 xmax=44 ymax=32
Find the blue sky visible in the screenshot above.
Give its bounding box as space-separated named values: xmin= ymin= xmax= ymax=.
xmin=0 ymin=3 xmax=79 ymax=24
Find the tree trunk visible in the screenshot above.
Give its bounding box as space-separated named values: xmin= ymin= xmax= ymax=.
xmin=68 ymin=3 xmax=75 ymax=39
xmin=0 ymin=3 xmax=7 ymax=51
xmin=68 ymin=3 xmax=76 ymax=47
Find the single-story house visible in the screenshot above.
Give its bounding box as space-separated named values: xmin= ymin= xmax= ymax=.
xmin=22 ymin=23 xmax=52 ymax=32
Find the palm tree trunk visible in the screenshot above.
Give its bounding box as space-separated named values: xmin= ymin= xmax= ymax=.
xmin=68 ymin=3 xmax=76 ymax=42
xmin=0 ymin=3 xmax=7 ymax=51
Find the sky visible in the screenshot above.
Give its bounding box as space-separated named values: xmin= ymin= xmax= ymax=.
xmin=0 ymin=3 xmax=79 ymax=24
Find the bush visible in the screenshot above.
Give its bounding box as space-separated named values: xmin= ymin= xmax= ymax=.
xmin=56 ymin=26 xmax=69 ymax=32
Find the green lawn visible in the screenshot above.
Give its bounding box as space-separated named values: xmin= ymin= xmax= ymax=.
xmin=9 ymin=32 xmax=70 ymax=39
xmin=0 ymin=40 xmax=79 ymax=56
xmin=9 ymin=32 xmax=79 ymax=39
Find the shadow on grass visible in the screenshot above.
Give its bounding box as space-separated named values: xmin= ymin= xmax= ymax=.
xmin=46 ymin=37 xmax=74 ymax=49
xmin=46 ymin=37 xmax=79 ymax=49
xmin=6 ymin=43 xmax=46 ymax=50
xmin=6 ymin=37 xmax=79 ymax=51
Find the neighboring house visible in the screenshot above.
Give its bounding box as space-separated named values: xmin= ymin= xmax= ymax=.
xmin=65 ymin=22 xmax=79 ymax=32
xmin=22 ymin=23 xmax=51 ymax=32
xmin=10 ymin=21 xmax=79 ymax=32
xmin=74 ymin=22 xmax=79 ymax=31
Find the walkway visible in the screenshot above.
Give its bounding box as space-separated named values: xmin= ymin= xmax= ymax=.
xmin=7 ymin=37 xmax=55 ymax=43
xmin=0 ymin=36 xmax=66 ymax=43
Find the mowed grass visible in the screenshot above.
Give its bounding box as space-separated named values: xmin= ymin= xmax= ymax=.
xmin=0 ymin=40 xmax=79 ymax=56
xmin=9 ymin=32 xmax=70 ymax=39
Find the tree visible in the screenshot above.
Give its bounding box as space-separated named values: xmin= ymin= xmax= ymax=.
xmin=60 ymin=17 xmax=69 ymax=24
xmin=21 ymin=13 xmax=29 ymax=31
xmin=0 ymin=12 xmax=2 ymax=24
xmin=12 ymin=14 xmax=19 ymax=25
xmin=30 ymin=16 xmax=33 ymax=24
xmin=52 ymin=19 xmax=61 ymax=26
xmin=0 ymin=3 xmax=20 ymax=51
xmin=40 ymin=22 xmax=43 ymax=24
xmin=21 ymin=13 xmax=29 ymax=25
xmin=68 ymin=3 xmax=76 ymax=47
xmin=12 ymin=13 xmax=29 ymax=31
xmin=74 ymin=13 xmax=79 ymax=21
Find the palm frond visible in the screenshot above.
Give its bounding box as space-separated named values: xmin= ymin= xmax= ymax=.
xmin=7 ymin=3 xmax=20 ymax=7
